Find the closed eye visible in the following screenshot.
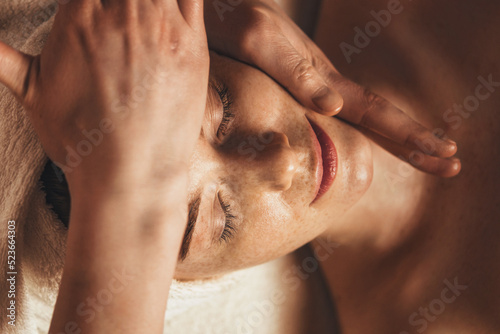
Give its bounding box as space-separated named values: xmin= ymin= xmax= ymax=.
xmin=211 ymin=81 xmax=235 ymax=140
xmin=217 ymin=191 xmax=237 ymax=243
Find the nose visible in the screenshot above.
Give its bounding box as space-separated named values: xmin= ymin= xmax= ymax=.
xmin=234 ymin=132 xmax=299 ymax=192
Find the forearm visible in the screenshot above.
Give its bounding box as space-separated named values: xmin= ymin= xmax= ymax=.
xmin=0 ymin=0 xmax=207 ymax=330
xmin=49 ymin=177 xmax=187 ymax=334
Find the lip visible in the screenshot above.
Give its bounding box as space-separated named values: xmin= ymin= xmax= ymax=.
xmin=306 ymin=117 xmax=338 ymax=204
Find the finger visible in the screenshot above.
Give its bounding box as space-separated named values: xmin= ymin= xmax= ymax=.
xmin=273 ymin=15 xmax=346 ymax=117
xmin=177 ymin=0 xmax=205 ymax=29
xmin=250 ymin=33 xmax=343 ymax=115
xmin=277 ymin=46 xmax=344 ymax=115
xmin=339 ymin=91 xmax=457 ymax=158
xmin=362 ymin=128 xmax=461 ymax=178
xmin=0 ymin=41 xmax=32 ymax=99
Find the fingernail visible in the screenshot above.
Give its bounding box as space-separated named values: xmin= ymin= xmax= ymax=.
xmin=434 ymin=132 xmax=455 ymax=145
xmin=445 ymin=139 xmax=457 ymax=146
xmin=312 ymin=87 xmax=343 ymax=114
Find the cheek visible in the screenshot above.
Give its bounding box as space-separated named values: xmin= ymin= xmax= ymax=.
xmin=240 ymin=193 xmax=294 ymax=246
xmin=235 ymin=193 xmax=319 ymax=264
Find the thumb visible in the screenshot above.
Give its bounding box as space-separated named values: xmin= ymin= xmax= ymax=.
xmin=284 ymin=52 xmax=344 ymax=115
xmin=249 ymin=34 xmax=343 ymax=115
xmin=0 ymin=40 xmax=32 ymax=99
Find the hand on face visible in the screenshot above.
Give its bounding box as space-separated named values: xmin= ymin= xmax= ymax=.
xmin=204 ymin=0 xmax=460 ymax=178
xmin=0 ymin=0 xmax=209 ymax=193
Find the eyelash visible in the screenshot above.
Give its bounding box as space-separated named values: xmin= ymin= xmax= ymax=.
xmin=213 ymin=82 xmax=235 ymax=139
xmin=217 ymin=192 xmax=236 ymax=243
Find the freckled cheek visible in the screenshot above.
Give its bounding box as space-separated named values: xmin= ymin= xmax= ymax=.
xmin=238 ymin=194 xmax=302 ymax=249
xmin=287 ymin=171 xmax=312 ymax=205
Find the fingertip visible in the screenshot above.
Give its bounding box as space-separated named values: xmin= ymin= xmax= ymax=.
xmin=330 ymin=88 xmax=344 ymax=114
xmin=445 ymin=138 xmax=458 ymax=153
xmin=450 ymin=157 xmax=462 ymax=176
xmin=419 ymin=135 xmax=458 ymax=158
xmin=438 ymin=141 xmax=458 ymax=158
xmin=436 ymin=138 xmax=458 ymax=158
xmin=0 ymin=41 xmax=31 ymax=99
xmin=442 ymin=158 xmax=462 ymax=178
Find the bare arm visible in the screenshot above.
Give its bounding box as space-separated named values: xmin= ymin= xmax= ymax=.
xmin=49 ymin=177 xmax=187 ymax=333
xmin=0 ymin=0 xmax=209 ymax=332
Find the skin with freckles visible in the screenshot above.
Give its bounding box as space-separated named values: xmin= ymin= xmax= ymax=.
xmin=174 ymin=51 xmax=373 ymax=279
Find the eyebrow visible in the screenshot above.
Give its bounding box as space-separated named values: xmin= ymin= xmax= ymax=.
xmin=179 ymin=195 xmax=201 ymax=261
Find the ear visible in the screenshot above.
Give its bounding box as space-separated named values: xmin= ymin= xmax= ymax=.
xmin=0 ymin=41 xmax=33 ymax=100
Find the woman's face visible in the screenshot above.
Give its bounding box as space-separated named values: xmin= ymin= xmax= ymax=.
xmin=175 ymin=52 xmax=373 ymax=279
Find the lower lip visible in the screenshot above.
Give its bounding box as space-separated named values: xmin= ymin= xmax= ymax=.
xmin=309 ymin=119 xmax=338 ymax=204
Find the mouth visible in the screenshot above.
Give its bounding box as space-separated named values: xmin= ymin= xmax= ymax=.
xmin=306 ymin=117 xmax=338 ymax=204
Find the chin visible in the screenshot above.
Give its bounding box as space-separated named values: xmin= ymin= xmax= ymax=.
xmin=338 ymin=118 xmax=373 ymax=204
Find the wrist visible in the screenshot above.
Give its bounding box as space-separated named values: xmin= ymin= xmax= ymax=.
xmin=67 ymin=163 xmax=189 ymax=220
xmin=67 ymin=160 xmax=188 ymax=195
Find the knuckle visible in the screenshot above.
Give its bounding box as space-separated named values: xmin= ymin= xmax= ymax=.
xmin=362 ymin=88 xmax=386 ymax=109
xmin=313 ymin=55 xmax=337 ymax=84
xmin=166 ymin=29 xmax=183 ymax=53
xmin=292 ymin=58 xmax=315 ymax=82
xmin=67 ymin=13 xmax=91 ymax=36
xmin=246 ymin=3 xmax=274 ymax=27
xmin=310 ymin=54 xmax=321 ymax=68
xmin=237 ymin=5 xmax=274 ymax=55
xmin=357 ymin=89 xmax=389 ymax=126
xmin=162 ymin=27 xmax=193 ymax=57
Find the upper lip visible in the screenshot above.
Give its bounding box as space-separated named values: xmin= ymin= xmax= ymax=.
xmin=306 ymin=117 xmax=324 ymax=204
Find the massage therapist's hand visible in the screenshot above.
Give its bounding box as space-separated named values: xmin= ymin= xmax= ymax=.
xmin=0 ymin=0 xmax=208 ymax=333
xmin=0 ymin=0 xmax=208 ymax=191
xmin=205 ymin=0 xmax=344 ymax=114
xmin=204 ymin=0 xmax=459 ymax=177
